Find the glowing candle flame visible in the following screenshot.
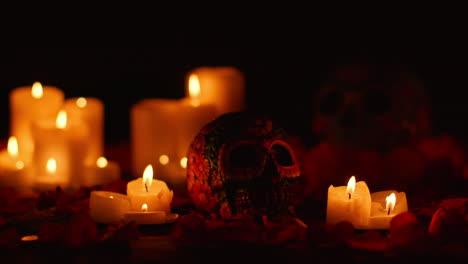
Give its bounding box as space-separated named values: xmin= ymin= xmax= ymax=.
xmin=188 ymin=74 xmax=201 ymax=107
xmin=141 ymin=203 xmax=148 ymax=212
xmin=46 ymin=158 xmax=56 ymax=174
xmin=31 ymin=82 xmax=43 ymax=99
xmin=96 ymin=157 xmax=108 ymax=168
xmin=180 ymin=157 xmax=188 ymax=169
xmin=109 ymin=196 xmax=114 ymax=199
xmin=143 ymin=164 xmax=153 ymax=192
xmin=7 ymin=136 xmax=18 ymax=158
xmin=76 ymin=97 xmax=87 ymax=108
xmin=159 ymin=155 xmax=169 ymax=165
xmin=56 ymin=110 xmax=67 ymax=129
xmin=346 ymin=176 xmax=356 ymax=199
xmin=386 ymin=193 xmax=396 ymax=215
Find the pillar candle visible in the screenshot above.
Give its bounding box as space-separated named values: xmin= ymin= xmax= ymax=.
xmin=63 ymin=97 xmax=104 ymax=165
xmin=9 ymin=82 xmax=64 ymax=164
xmin=187 ymin=67 xmax=245 ymax=116
xmin=326 ymin=176 xmax=372 ymax=228
xmin=0 ymin=137 xmax=34 ymax=194
xmin=32 ymin=110 xmax=88 ymax=191
xmin=126 ymin=164 xmax=173 ymax=213
xmin=81 ymin=157 xmax=121 ymax=187
xmin=367 ymin=190 xmax=408 ymax=229
xmin=90 ymin=191 xmax=130 ymax=224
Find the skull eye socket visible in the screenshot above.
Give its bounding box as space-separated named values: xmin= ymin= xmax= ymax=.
xmin=229 ymin=144 xmax=263 ymax=168
xmin=319 ymin=89 xmax=343 ymax=115
xmin=272 ymin=143 xmax=294 ymax=167
xmin=364 ymin=90 xmax=391 ymax=114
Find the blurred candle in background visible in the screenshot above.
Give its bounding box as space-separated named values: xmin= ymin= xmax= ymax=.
xmin=187 ymin=67 xmax=245 ymax=117
xmin=9 ymin=82 xmax=64 ymax=164
xmin=0 ymin=136 xmax=33 ymax=194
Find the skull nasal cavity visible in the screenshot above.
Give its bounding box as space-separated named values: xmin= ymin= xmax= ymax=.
xmin=339 ymin=107 xmax=358 ymax=127
xmin=229 ymin=145 xmax=261 ymax=168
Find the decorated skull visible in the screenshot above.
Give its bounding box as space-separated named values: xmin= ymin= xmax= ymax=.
xmin=312 ymin=62 xmax=430 ymax=151
xmin=186 ymin=112 xmax=301 ymax=219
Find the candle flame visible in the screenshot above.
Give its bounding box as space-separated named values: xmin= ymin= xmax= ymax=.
xmin=109 ymin=196 xmax=114 ymax=199
xmin=46 ymin=158 xmax=56 ymax=174
xmin=188 ymin=74 xmax=201 ymax=107
xmin=346 ymin=176 xmax=356 ymax=199
xmin=141 ymin=203 xmax=148 ymax=212
xmin=386 ymin=193 xmax=396 ymax=215
xmin=31 ymin=82 xmax=43 ymax=99
xmin=159 ymin=155 xmax=169 ymax=165
xmin=56 ymin=110 xmax=67 ymax=129
xmin=180 ymin=157 xmax=188 ymax=169
xmin=143 ymin=164 xmax=153 ymax=191
xmin=96 ymin=157 xmax=108 ymax=168
xmin=76 ymin=97 xmax=87 ymax=108
xmin=7 ymin=136 xmax=18 ymax=158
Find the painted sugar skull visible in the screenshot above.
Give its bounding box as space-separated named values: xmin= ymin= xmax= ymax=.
xmin=313 ymin=62 xmax=430 ymax=151
xmin=186 ymin=112 xmax=301 ymax=219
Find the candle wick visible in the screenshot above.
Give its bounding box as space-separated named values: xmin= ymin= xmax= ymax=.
xmin=387 ymin=208 xmax=390 ymax=215
xmin=348 ymin=193 xmax=351 ymax=199
xmin=145 ymin=183 xmax=148 ymax=192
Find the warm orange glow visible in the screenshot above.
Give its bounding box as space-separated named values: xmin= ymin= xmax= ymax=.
xmin=7 ymin=136 xmax=18 ymax=158
xmin=141 ymin=203 xmax=148 ymax=212
xmin=31 ymin=82 xmax=43 ymax=99
xmin=188 ymin=74 xmax=201 ymax=107
xmin=46 ymin=158 xmax=57 ymax=174
xmin=56 ymin=110 xmax=67 ymax=129
xmin=96 ymin=157 xmax=108 ymax=168
xmin=21 ymin=235 xmax=39 ymax=242
xmin=15 ymin=161 xmax=24 ymax=169
xmin=180 ymin=157 xmax=188 ymax=169
xmin=143 ymin=164 xmax=153 ymax=190
xmin=386 ymin=193 xmax=396 ymax=215
xmin=109 ymin=195 xmax=114 ymax=199
xmin=76 ymin=97 xmax=87 ymax=108
xmin=346 ymin=176 xmax=356 ymax=199
xmin=159 ymin=155 xmax=169 ymax=165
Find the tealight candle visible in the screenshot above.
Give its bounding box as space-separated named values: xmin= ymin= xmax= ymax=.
xmin=123 ymin=203 xmax=167 ymax=225
xmin=90 ymin=191 xmax=130 ymax=224
xmin=367 ymin=190 xmax=408 ymax=229
xmin=326 ymin=176 xmax=372 ymax=228
xmin=126 ymin=164 xmax=173 ymax=213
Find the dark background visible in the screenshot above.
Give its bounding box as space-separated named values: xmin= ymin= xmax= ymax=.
xmin=1 ymin=45 xmax=468 ymax=148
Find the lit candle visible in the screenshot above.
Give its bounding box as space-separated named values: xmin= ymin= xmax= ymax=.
xmin=126 ymin=164 xmax=173 ymax=213
xmin=0 ymin=137 xmax=33 ymax=194
xmin=9 ymin=82 xmax=64 ymax=164
xmin=367 ymin=190 xmax=408 ymax=229
xmin=89 ymin=191 xmax=130 ymax=224
xmin=187 ymin=67 xmax=245 ymax=116
xmin=130 ymin=75 xmax=216 ymax=191
xmin=63 ymin=97 xmax=104 ymax=165
xmin=326 ymin=176 xmax=372 ymax=228
xmin=123 ymin=203 xmax=167 ymax=225
xmin=81 ymin=157 xmax=121 ymax=187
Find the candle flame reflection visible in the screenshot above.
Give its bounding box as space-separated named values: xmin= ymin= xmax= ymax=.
xmin=76 ymin=97 xmax=87 ymax=108
xmin=180 ymin=157 xmax=188 ymax=169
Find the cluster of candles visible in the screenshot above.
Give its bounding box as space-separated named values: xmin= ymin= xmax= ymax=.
xmin=0 ymin=82 xmax=120 ymax=194
xmin=326 ymin=176 xmax=408 ymax=229
xmin=90 ymin=164 xmax=175 ymax=225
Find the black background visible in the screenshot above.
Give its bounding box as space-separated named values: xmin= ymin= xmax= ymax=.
xmin=1 ymin=44 xmax=467 ymax=147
